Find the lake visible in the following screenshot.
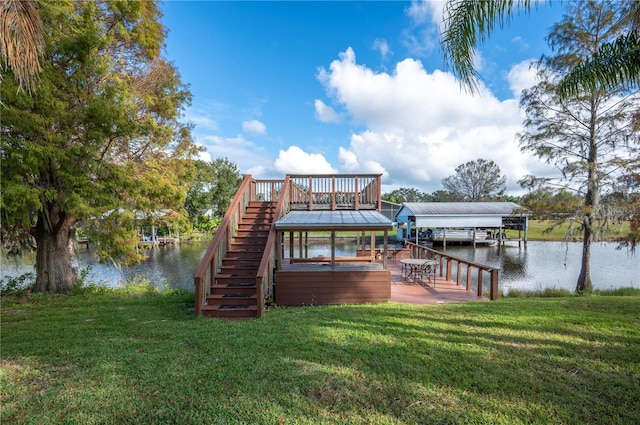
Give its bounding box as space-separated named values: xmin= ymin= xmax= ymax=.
xmin=1 ymin=240 xmax=638 ymax=293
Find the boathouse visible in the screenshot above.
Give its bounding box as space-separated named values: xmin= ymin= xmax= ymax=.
xmin=395 ymin=202 xmax=528 ymax=247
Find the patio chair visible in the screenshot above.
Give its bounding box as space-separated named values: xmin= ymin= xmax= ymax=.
xmin=417 ymin=261 xmax=437 ymax=286
xmin=396 ymin=250 xmax=411 ymax=278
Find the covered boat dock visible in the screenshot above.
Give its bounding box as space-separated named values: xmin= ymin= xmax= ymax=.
xmin=395 ymin=202 xmax=528 ymax=248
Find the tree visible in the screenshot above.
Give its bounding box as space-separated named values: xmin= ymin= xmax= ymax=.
xmin=209 ymin=158 xmax=242 ymax=218
xmin=441 ymin=0 xmax=640 ymax=97
xmin=184 ymin=158 xmax=242 ymax=229
xmin=185 ymin=161 xmax=216 ymax=227
xmin=518 ymin=0 xmax=640 ymax=293
xmin=382 ymin=187 xmax=431 ymax=203
xmin=1 ymin=2 xmax=197 ymax=292
xmin=0 ymin=0 xmax=45 ymax=92
xmin=518 ymin=176 xmax=583 ymax=219
xmin=441 ymin=159 xmax=506 ymax=201
xmin=429 ymin=189 xmax=464 ymax=202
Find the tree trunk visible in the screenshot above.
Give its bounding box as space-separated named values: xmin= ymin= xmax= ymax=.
xmin=33 ymin=211 xmax=77 ymax=293
xmin=576 ymin=216 xmax=593 ymax=294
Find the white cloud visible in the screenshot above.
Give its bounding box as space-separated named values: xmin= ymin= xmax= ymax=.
xmin=401 ymin=1 xmax=445 ymax=56
xmin=273 ymin=146 xmax=337 ymax=174
xmin=197 ymin=134 xmax=270 ymax=174
xmin=372 ymin=38 xmax=392 ymax=59
xmin=511 ymin=35 xmax=530 ymax=51
xmin=338 ymin=147 xmax=386 ymax=175
xmin=317 ymin=47 xmax=555 ymax=194
xmin=196 ymin=145 xmax=212 ymax=162
xmin=187 ymin=112 xmax=219 ymax=132
xmin=314 ymin=99 xmax=340 ymax=123
xmin=405 ymin=0 xmax=444 ymax=26
xmin=242 ymin=119 xmax=267 ymax=134
xmin=506 ymin=60 xmax=538 ymax=98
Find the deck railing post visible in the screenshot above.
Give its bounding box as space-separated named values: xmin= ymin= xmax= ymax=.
xmin=331 ymin=176 xmax=336 ymax=210
xmin=194 ymin=277 xmax=202 ymax=316
xmin=407 ymin=241 xmax=499 ymax=300
xmin=490 ymin=269 xmax=499 ymax=300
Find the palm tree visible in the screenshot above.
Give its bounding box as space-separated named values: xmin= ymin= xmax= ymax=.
xmin=441 ymin=0 xmax=639 ymax=97
xmin=0 ymin=0 xmax=45 ymax=93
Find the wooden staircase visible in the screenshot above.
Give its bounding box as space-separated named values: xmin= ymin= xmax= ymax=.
xmin=200 ymin=201 xmax=276 ymax=319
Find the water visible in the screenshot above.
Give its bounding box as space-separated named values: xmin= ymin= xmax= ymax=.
xmin=441 ymin=241 xmax=639 ymax=293
xmin=1 ymin=240 xmax=637 ymax=293
xmin=1 ymin=242 xmax=209 ymax=291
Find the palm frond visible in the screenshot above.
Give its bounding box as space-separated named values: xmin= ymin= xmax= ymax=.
xmin=557 ymin=31 xmax=640 ymax=97
xmin=441 ymin=0 xmax=532 ymax=94
xmin=0 ymin=0 xmax=45 ymax=93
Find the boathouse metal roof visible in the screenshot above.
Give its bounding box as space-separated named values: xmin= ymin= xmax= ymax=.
xmin=395 ymin=202 xmax=527 ymax=229
xmin=400 ymin=202 xmax=524 ymax=216
xmin=275 ymin=210 xmax=393 ymax=231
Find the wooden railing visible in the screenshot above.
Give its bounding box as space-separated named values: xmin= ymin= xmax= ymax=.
xmin=194 ymin=173 xmax=383 ymax=316
xmin=194 ymin=175 xmax=256 ymax=315
xmin=288 ymin=174 xmax=381 ymax=210
xmin=252 ymin=179 xmax=284 ymax=202
xmin=405 ymin=242 xmax=499 ymax=300
xmin=253 ymin=177 xmax=290 ymax=317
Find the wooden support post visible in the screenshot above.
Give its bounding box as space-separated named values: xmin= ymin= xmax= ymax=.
xmin=330 ymin=231 xmax=336 ymax=268
xmin=477 ymin=271 xmax=483 ymax=297
xmin=466 ymin=264 xmax=472 ymax=291
xmin=383 ymin=231 xmax=388 ymax=269
xmin=490 ymin=269 xmax=499 ymax=300
xmin=289 ymin=231 xmax=294 ymax=259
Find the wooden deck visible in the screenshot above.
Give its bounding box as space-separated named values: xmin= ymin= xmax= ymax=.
xmin=385 ymin=258 xmax=488 ymax=304
xmin=275 ymin=257 xmax=488 ymax=306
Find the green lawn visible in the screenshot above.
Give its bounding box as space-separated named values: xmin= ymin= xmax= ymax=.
xmin=2 ymin=289 xmax=639 ymax=424
xmin=513 ymin=220 xmax=630 ymax=242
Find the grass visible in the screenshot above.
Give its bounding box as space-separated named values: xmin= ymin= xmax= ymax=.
xmin=516 ymin=220 xmax=630 ymax=242
xmin=2 ymin=288 xmax=639 ymax=425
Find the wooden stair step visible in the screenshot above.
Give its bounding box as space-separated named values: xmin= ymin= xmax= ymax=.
xmin=211 ymin=282 xmax=256 ymax=293
xmin=230 ymin=244 xmax=266 ymax=251
xmin=223 ymin=252 xmax=263 ymax=257
xmin=226 ymin=251 xmax=263 ymax=258
xmin=201 ymin=304 xmax=258 ymax=318
xmin=207 ymin=294 xmax=257 ymax=305
xmin=207 ymin=294 xmax=258 ymax=306
xmin=222 ymin=259 xmax=261 ymax=266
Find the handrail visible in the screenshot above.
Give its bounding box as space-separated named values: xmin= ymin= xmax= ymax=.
xmin=194 ymin=173 xmax=384 ymax=316
xmin=287 ymin=174 xmax=381 ymax=211
xmin=405 ymin=242 xmax=499 ymax=300
xmin=193 ymin=175 xmax=254 ymax=315
xmin=254 ymin=177 xmax=290 ymax=317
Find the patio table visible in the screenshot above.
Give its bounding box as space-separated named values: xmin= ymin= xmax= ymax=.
xmin=400 ymin=258 xmax=438 ymax=284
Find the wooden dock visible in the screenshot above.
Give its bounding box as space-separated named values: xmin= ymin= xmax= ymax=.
xmin=384 ymin=258 xmax=488 ymax=304
xmin=138 ymin=237 xmax=180 ymax=248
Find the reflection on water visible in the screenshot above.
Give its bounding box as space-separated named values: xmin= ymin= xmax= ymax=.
xmin=1 ymin=240 xmax=637 ymax=292
xmin=1 ymin=242 xmax=209 ymax=290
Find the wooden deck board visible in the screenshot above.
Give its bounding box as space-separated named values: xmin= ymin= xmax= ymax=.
xmin=386 ymin=258 xmax=488 ymax=304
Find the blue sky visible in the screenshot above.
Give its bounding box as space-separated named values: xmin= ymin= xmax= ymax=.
xmin=160 ymin=0 xmax=566 ymax=195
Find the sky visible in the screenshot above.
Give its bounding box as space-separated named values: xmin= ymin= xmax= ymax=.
xmin=160 ymin=0 xmax=567 ymax=196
